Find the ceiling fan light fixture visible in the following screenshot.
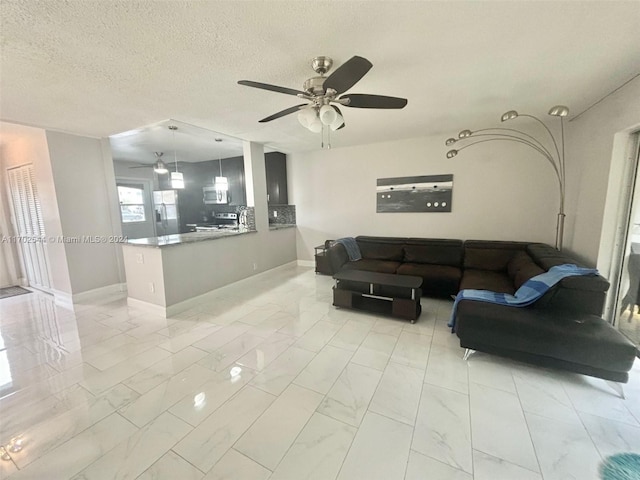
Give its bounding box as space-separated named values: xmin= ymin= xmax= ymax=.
xmin=308 ymin=117 xmax=322 ymax=133
xmin=297 ymin=107 xmax=317 ymax=129
xmin=319 ymin=104 xmax=338 ymax=125
xmin=154 ymin=160 xmax=168 ymax=174
xmin=329 ymin=111 xmax=344 ymax=131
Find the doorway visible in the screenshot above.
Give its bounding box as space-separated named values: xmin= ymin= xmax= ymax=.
xmin=608 ymin=132 xmax=640 ymax=346
xmin=116 ymin=179 xmax=156 ymax=239
xmin=6 ymin=164 xmax=51 ymax=291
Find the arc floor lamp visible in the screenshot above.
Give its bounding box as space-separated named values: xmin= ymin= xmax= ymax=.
xmin=445 ymin=105 xmax=569 ymax=251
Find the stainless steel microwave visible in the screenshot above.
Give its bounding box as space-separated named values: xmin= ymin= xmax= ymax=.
xmin=203 ymin=185 xmax=229 ymax=204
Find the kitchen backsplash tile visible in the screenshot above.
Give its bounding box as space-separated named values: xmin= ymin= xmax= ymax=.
xmin=268 ymin=205 xmax=296 ymax=225
xmin=240 ymin=206 xmax=256 ymax=230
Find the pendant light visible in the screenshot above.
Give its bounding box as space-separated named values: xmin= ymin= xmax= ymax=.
xmin=213 ymin=138 xmax=228 ymax=192
xmin=168 ymin=125 xmax=184 ymax=189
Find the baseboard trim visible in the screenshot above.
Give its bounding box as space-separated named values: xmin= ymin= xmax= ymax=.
xmin=126 ymin=260 xmax=302 ymax=318
xmin=126 ymin=297 xmax=167 ymax=317
xmin=297 ymin=260 xmax=314 ymax=267
xmin=52 ymin=289 xmax=74 ymax=310
xmin=72 ymin=283 xmax=127 ymax=304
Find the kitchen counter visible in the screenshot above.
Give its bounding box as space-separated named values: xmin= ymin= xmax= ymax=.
xmin=269 ymin=223 xmax=296 ymax=230
xmin=125 ymin=228 xmax=257 ymax=248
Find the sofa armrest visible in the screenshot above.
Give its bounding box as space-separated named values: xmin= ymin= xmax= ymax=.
xmin=327 ymin=243 xmax=349 ymax=274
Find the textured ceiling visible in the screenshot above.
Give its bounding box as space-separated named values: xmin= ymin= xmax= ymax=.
xmin=1 ymin=1 xmax=639 ymax=154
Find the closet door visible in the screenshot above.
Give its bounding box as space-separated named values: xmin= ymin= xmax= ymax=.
xmin=7 ymin=164 xmax=51 ymax=290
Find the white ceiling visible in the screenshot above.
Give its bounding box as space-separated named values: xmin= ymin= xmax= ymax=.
xmin=109 ymin=119 xmax=247 ymax=164
xmin=1 ymin=1 xmax=639 ymax=154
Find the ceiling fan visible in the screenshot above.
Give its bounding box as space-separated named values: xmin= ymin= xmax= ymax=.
xmin=238 ymin=56 xmax=408 ymax=132
xmin=129 ymin=152 xmax=169 ymax=174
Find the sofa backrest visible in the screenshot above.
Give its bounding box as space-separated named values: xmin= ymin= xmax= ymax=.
xmin=507 ymin=251 xmax=545 ymax=289
xmin=355 ymin=236 xmax=407 ymax=261
xmin=463 ymin=240 xmax=529 ymax=271
xmin=527 ymin=243 xmax=610 ymax=314
xmin=403 ymin=238 xmax=463 ymax=267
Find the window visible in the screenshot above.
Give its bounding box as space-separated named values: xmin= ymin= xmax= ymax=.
xmin=118 ymin=185 xmax=146 ymax=223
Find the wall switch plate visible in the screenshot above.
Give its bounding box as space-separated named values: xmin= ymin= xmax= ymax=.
xmin=149 ymin=282 xmax=155 ymax=293
xmin=273 ymin=211 xmax=278 ymax=218
xmin=253 ymin=263 xmax=258 ymax=271
xmin=136 ymin=253 xmax=144 ymax=264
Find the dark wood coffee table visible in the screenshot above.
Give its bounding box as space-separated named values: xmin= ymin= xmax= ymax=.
xmin=332 ymin=270 xmax=422 ymax=323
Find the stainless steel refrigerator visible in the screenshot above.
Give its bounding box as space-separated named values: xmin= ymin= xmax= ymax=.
xmin=153 ymin=190 xmax=180 ymax=236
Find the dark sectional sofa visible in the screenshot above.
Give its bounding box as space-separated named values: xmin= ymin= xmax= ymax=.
xmin=327 ymin=236 xmax=637 ymax=383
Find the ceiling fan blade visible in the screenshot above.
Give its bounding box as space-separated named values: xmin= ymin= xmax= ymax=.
xmin=238 ymin=80 xmax=305 ymax=96
xmin=340 ymin=94 xmax=408 ymax=109
xmin=259 ymin=104 xmax=308 ymax=123
xmin=323 ymin=56 xmax=372 ymax=94
xmin=129 ymin=165 xmax=154 ymax=169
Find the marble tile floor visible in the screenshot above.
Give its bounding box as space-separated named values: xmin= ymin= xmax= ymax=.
xmin=0 ymin=264 xmax=639 ymax=480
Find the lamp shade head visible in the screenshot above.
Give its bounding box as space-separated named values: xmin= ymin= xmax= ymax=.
xmin=548 ymin=105 xmax=569 ymax=117
xmin=154 ymin=160 xmax=168 ymax=174
xmin=458 ymin=130 xmax=472 ymax=139
xmin=308 ymin=116 xmax=322 ymax=133
xmin=297 ymin=107 xmax=317 ymax=129
xmin=171 ymin=171 xmax=185 ymax=189
xmin=329 ymin=110 xmax=344 ymax=131
xmin=501 ymin=110 xmax=519 ymax=122
xmin=446 ymin=149 xmax=458 ymax=159
xmin=319 ymin=104 xmax=338 ymax=125
xmin=445 ymin=138 xmax=457 ymax=146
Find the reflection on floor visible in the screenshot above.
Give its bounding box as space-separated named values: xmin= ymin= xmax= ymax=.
xmin=1 ymin=265 xmax=639 ymax=479
xmin=620 ymin=308 xmax=640 ymax=347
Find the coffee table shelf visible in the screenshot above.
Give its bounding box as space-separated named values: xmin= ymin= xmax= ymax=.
xmin=333 ymin=270 xmax=422 ymax=322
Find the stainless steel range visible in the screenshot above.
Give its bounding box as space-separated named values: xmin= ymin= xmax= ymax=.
xmin=194 ymin=212 xmax=238 ymax=232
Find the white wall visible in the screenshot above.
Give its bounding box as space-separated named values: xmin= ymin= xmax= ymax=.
xmin=0 ymin=122 xmax=73 ymax=294
xmin=289 ymin=134 xmax=559 ymax=261
xmin=45 ymin=131 xmax=122 ymax=294
xmin=564 ymin=76 xmax=640 ymax=266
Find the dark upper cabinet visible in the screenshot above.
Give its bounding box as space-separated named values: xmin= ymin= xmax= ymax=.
xmin=265 ymin=152 xmax=288 ymax=205
xmin=221 ymin=156 xmax=246 ymax=206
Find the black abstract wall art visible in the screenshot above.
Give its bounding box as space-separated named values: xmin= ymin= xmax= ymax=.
xmin=376 ymin=174 xmax=453 ymax=213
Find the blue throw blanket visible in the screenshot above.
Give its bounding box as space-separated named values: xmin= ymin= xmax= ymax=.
xmin=335 ymin=237 xmax=362 ymax=261
xmin=448 ymin=264 xmax=599 ymax=332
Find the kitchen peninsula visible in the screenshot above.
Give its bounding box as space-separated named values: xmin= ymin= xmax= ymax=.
xmin=122 ymin=223 xmax=295 ymax=317
xmin=121 ymin=141 xmax=297 ymax=317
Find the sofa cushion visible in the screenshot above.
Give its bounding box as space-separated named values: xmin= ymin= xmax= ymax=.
xmin=356 ymin=237 xmax=405 ymax=261
xmin=342 ymin=259 xmax=401 ymax=274
xmin=464 ymin=240 xmax=529 ymax=271
xmin=403 ymin=239 xmax=463 ymax=267
xmin=507 ymin=251 xmax=545 ymax=289
xmin=396 ymin=263 xmax=461 ymax=297
xmin=460 ymin=269 xmax=515 ymax=294
xmin=455 ymin=302 xmax=637 ymax=375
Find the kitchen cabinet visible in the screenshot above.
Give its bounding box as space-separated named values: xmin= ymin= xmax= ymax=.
xmin=221 ymin=156 xmax=246 ymax=206
xmin=265 ymin=152 xmax=288 ymax=205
